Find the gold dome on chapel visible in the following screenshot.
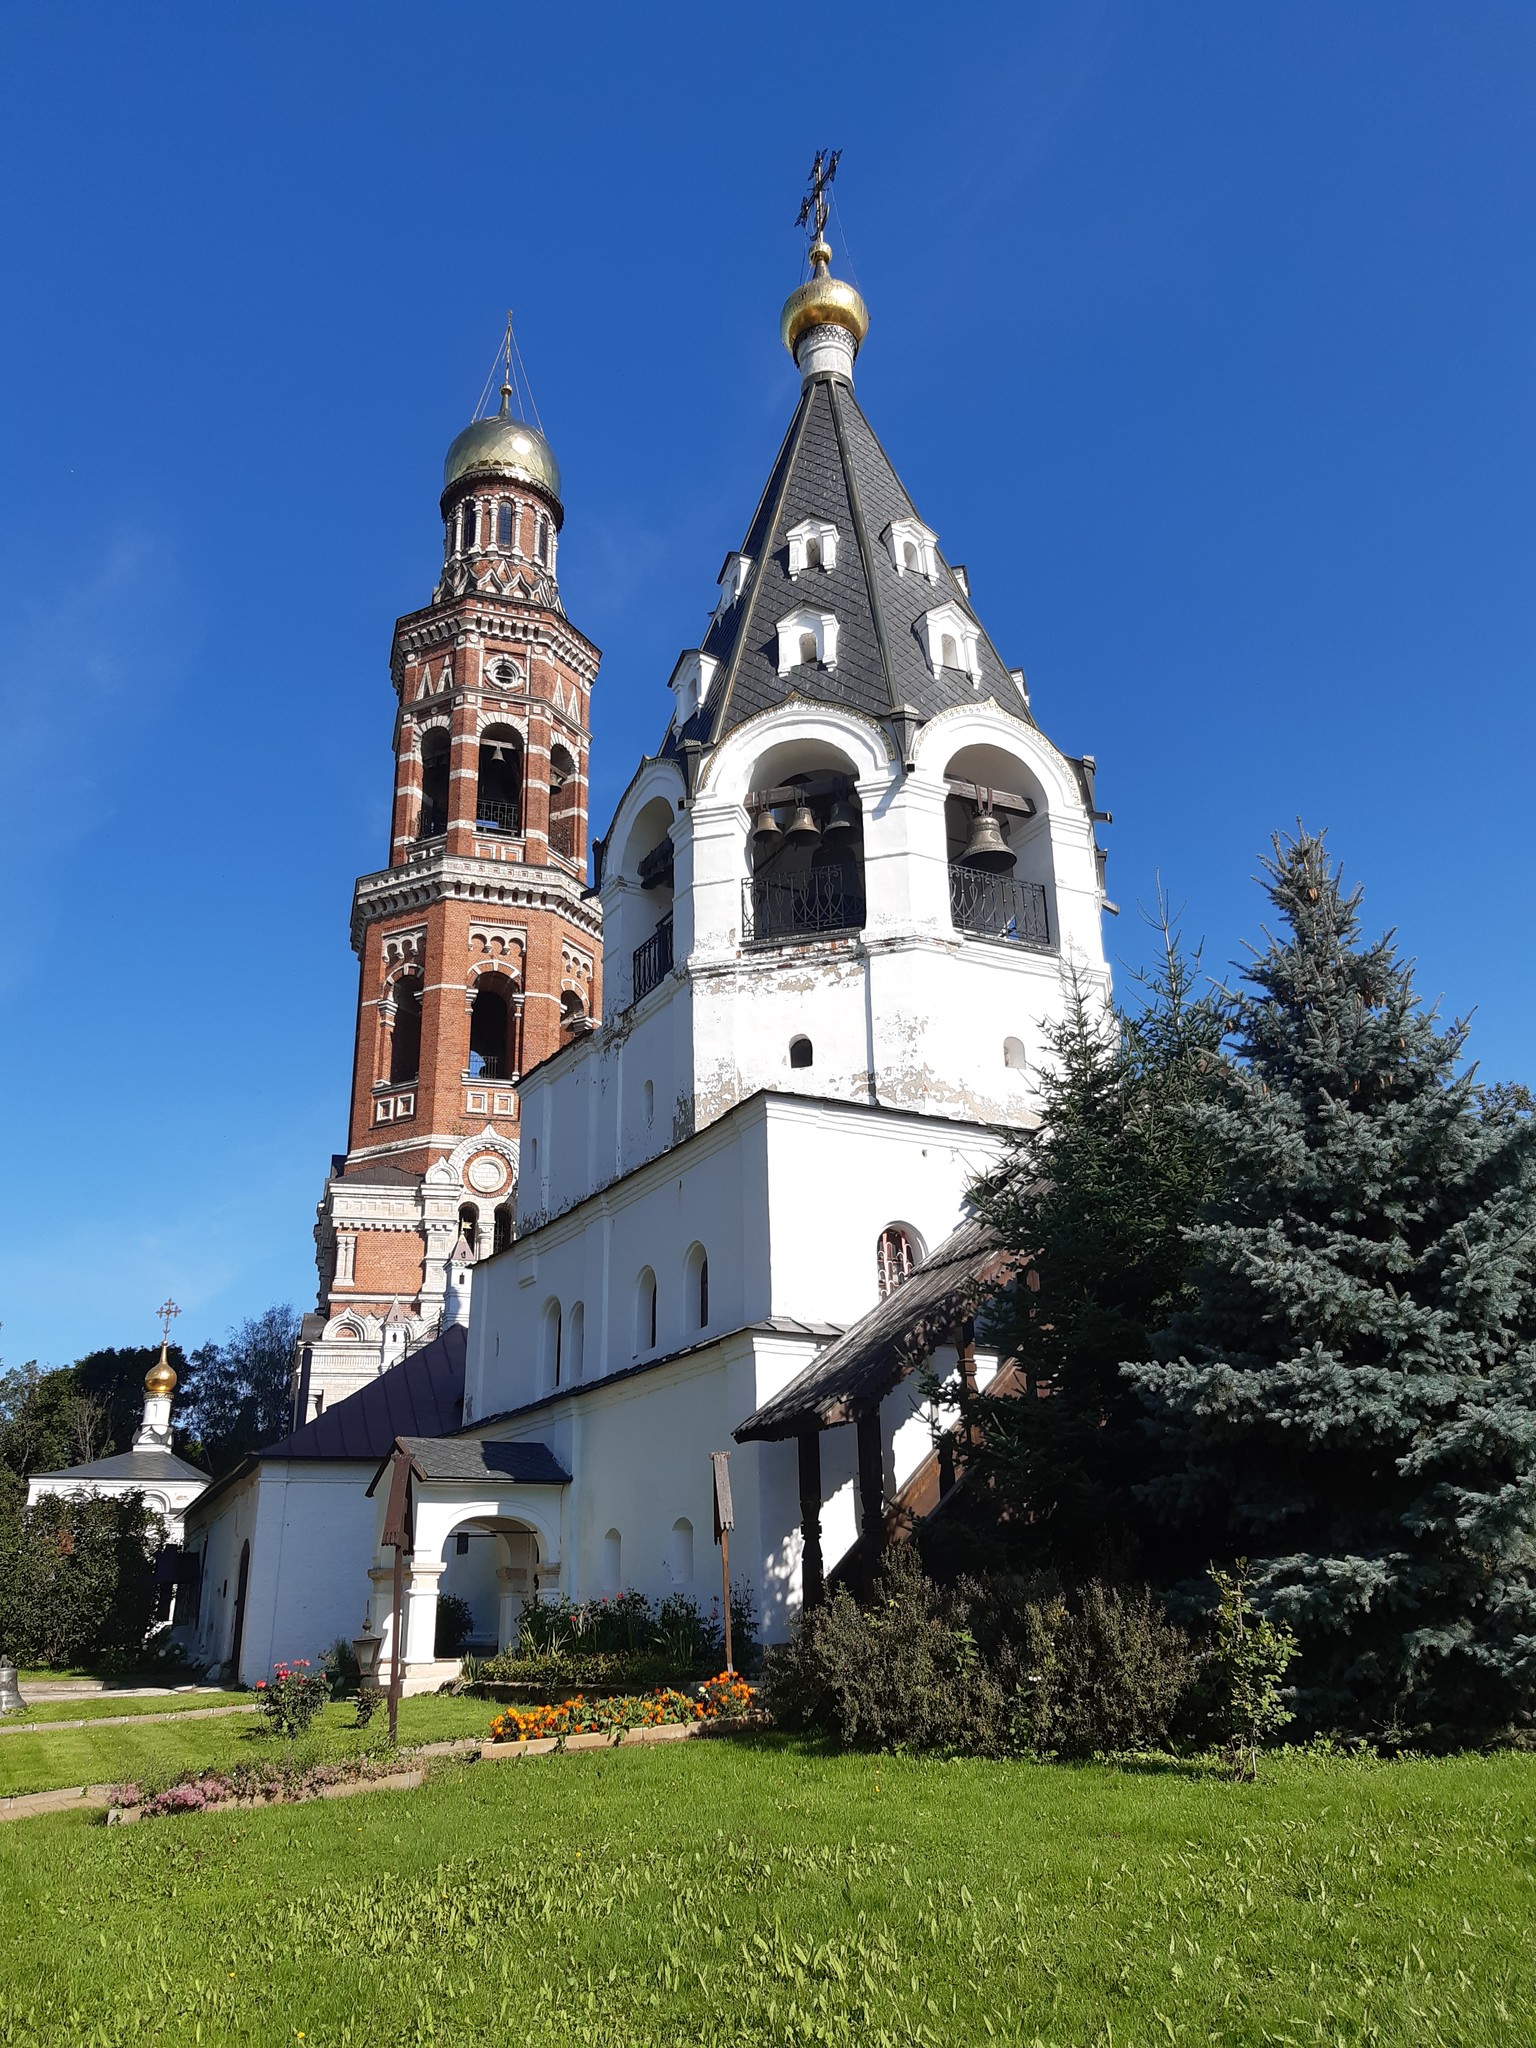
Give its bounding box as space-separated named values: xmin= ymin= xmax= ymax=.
xmin=780 ymin=237 xmax=870 ymax=359
xmin=443 ymin=386 xmax=562 ymax=511
xmin=144 ymin=1345 xmax=177 ymax=1398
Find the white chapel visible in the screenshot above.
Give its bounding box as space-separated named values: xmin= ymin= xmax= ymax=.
xmin=352 ymin=225 xmax=1113 ymax=1689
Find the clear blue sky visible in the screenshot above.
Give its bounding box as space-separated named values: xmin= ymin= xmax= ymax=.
xmin=1 ymin=3 xmax=1530 ymax=1370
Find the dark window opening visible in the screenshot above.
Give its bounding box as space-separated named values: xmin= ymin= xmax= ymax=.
xmin=418 ymin=731 xmax=450 ymax=838
xmin=469 ymin=972 xmax=516 ymax=1080
xmin=805 ymin=536 xmax=822 ymax=569
xmin=455 ymin=1532 xmax=470 ymax=1556
xmin=696 ymin=1254 xmax=709 ymax=1329
xmin=457 ymin=1202 xmax=479 ymax=1254
xmin=798 ymin=630 xmax=818 ymax=666
xmin=789 ymin=1036 xmax=813 ymax=1069
xmin=560 ymin=988 xmax=586 ymax=1031
xmin=746 ymin=774 xmax=866 ymax=946
xmin=496 ymin=501 xmax=513 ymax=547
xmin=389 ymin=979 xmax=423 ymax=1083
xmin=476 ymin=726 xmax=523 ymax=835
xmin=548 ymin=744 xmax=579 ymax=861
xmin=492 ymin=1203 xmax=514 ymax=1255
xmin=461 ymin=500 xmax=478 ymax=552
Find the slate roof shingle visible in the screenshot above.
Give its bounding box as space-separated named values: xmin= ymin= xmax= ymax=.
xmin=259 ymin=1324 xmax=466 ymax=1463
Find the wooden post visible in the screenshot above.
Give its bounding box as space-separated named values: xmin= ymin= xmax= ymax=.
xmin=855 ymin=1408 xmax=885 ymax=1553
xmin=797 ymin=1431 xmax=824 ymax=1608
xmin=710 ymin=1451 xmax=735 ymax=1674
xmin=388 ymin=1543 xmax=403 ymax=1745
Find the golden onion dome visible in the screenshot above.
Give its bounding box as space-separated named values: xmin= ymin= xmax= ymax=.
xmin=144 ymin=1346 xmax=177 ymax=1398
xmin=780 ymin=237 xmax=870 ymax=360
xmin=443 ymin=387 xmax=562 ymax=511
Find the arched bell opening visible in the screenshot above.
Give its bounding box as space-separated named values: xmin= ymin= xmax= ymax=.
xmin=389 ymin=976 xmax=423 ymax=1084
xmin=744 ymin=738 xmax=865 ymax=946
xmin=619 ymin=793 xmax=676 ymax=1006
xmin=476 ymin=725 xmax=524 ymax=836
xmin=418 ymin=731 xmax=451 ymax=839
xmin=469 ymin=971 xmax=518 ymax=1081
xmin=942 ymin=742 xmax=1056 ymax=951
xmin=548 ymin=743 xmax=580 ymax=862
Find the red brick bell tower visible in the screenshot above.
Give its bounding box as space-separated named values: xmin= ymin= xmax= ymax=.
xmin=294 ymin=363 xmax=602 ymax=1420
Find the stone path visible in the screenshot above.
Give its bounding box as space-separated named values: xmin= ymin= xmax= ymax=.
xmin=0 ymin=1702 xmax=259 ymax=1737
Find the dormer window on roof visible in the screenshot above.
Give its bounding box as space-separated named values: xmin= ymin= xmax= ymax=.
xmin=669 ymin=649 xmax=720 ymax=725
xmin=787 ymin=519 xmax=839 ymax=576
xmin=882 ymin=517 xmax=938 ymax=581
xmin=714 ymin=552 xmax=753 ymax=620
xmin=918 ymin=602 xmax=982 ymax=684
xmin=775 ymin=608 xmax=838 ymax=675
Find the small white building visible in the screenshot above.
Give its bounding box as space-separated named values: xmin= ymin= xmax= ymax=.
xmin=178 ymin=1327 xmax=471 ymax=1685
xmin=28 ymin=1348 xmax=208 ymax=1548
xmin=362 ymin=234 xmax=1114 ymax=1690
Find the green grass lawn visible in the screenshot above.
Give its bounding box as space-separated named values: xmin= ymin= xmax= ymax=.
xmin=2 ymin=1691 xmax=250 ymax=1729
xmin=0 ymin=1696 xmax=497 ymax=1797
xmin=0 ymin=1739 xmax=1531 ymax=2047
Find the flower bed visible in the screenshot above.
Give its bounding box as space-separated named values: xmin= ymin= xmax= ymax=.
xmin=109 ymin=1752 xmax=419 ymax=1822
xmin=489 ymin=1672 xmax=756 ymax=1744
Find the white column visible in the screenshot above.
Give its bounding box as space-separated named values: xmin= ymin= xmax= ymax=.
xmin=402 ymin=1558 xmax=446 ymax=1667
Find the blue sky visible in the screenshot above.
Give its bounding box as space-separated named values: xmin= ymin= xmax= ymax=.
xmin=1 ymin=3 xmax=1530 ymax=1369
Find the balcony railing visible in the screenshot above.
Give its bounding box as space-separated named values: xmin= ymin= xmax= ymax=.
xmin=416 ymin=813 xmax=447 ymax=841
xmin=474 ymin=800 xmax=521 ymax=834
xmin=632 ymin=916 xmax=674 ymax=1003
xmin=467 ymin=1053 xmax=503 ymax=1079
xmin=948 ymin=864 xmax=1052 ymax=949
xmin=744 ymin=864 xmax=865 ymax=947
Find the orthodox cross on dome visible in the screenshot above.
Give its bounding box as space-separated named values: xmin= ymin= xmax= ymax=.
xmin=795 ymin=149 xmax=842 ymax=259
xmin=156 ymin=1298 xmax=181 ymax=1344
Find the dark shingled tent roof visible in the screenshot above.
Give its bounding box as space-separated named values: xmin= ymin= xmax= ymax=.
xmin=665 ymin=372 xmax=1032 ymax=759
xmin=30 ymin=1445 xmax=209 ymax=1486
xmin=366 ymin=1434 xmax=569 ymax=1494
xmin=734 ymin=1219 xmax=1011 ymax=1442
xmin=259 ymin=1324 xmax=467 ymax=1462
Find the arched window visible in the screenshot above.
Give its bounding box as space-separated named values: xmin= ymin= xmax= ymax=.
xmin=789 ymin=1036 xmax=813 ymax=1070
xmin=603 ymin=1528 xmax=622 ymax=1595
xmin=635 ymin=1268 xmax=657 ymax=1354
xmin=496 ymin=501 xmax=513 ymax=547
xmin=877 ymin=1226 xmax=919 ymax=1300
xmin=903 ymin=540 xmax=919 ymax=571
xmin=548 ymin=744 xmax=579 ymax=860
xmin=492 ymin=1203 xmax=514 ymax=1255
xmin=418 ymin=730 xmax=450 ymax=838
xmin=941 ymin=632 xmax=959 ymax=669
xmin=543 ymin=1299 xmax=562 ymax=1389
xmin=457 ymin=1203 xmax=480 ymax=1255
xmin=805 ymin=536 xmax=822 ymax=569
xmin=798 ymin=630 xmax=818 ymax=666
xmin=643 ymin=1079 xmax=655 ymax=1126
xmin=1004 ymin=1036 xmax=1027 ymax=1071
xmin=469 ymin=972 xmax=516 ymax=1080
xmin=460 ymin=500 xmax=478 ymax=552
xmin=560 ymin=989 xmax=586 ymax=1031
xmin=685 ymin=1243 xmax=709 ymax=1330
xmin=389 ymin=978 xmax=422 ymax=1083
xmin=568 ymin=1301 xmax=584 ymax=1381
xmin=535 ymin=513 xmax=550 ymax=565
xmin=668 ymin=1518 xmax=694 ymax=1585
xmin=476 ymin=725 xmax=523 ymax=834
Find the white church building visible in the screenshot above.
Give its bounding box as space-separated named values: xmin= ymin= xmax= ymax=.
xmin=356 ymin=230 xmax=1114 ymax=1690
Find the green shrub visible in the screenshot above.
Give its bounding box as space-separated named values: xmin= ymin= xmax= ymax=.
xmin=508 ymin=1586 xmax=758 ymax=1675
xmin=255 ymin=1660 xmax=330 ymax=1738
xmin=766 ymin=1552 xmax=1199 ymax=1759
xmin=1198 ymin=1563 xmax=1298 ymax=1779
xmin=434 ymin=1594 xmax=475 ymax=1658
xmin=0 ymin=1486 xmax=164 ymax=1669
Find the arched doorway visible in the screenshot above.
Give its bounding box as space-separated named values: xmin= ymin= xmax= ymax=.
xmin=438 ymin=1517 xmax=542 ymax=1655
xmin=229 ymin=1539 xmax=251 ymax=1679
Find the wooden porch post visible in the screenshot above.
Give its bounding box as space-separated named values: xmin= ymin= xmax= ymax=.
xmin=797 ymin=1430 xmax=825 ymax=1608
xmin=855 ymin=1408 xmax=885 ymax=1555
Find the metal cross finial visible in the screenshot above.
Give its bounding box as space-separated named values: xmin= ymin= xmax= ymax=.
xmin=156 ymin=1298 xmax=181 ymax=1344
xmin=795 ymin=148 xmax=842 ymax=246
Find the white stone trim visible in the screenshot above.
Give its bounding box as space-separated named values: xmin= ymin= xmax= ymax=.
xmin=881 ymin=517 xmax=939 ymax=581
xmin=786 ymin=518 xmax=839 ymax=576
xmin=774 ymin=608 xmax=838 ymax=676
xmin=916 ymin=602 xmax=982 ymax=684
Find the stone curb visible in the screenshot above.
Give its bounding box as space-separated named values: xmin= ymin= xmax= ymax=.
xmin=106 ymin=1769 xmax=427 ymax=1823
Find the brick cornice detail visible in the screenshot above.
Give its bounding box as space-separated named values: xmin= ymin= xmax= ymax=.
xmin=350 ymin=851 xmax=603 ymax=952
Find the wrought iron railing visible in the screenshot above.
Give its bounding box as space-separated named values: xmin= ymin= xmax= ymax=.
xmin=475 ymin=800 xmax=521 ymax=833
xmin=632 ymin=916 xmax=674 ymax=1002
xmin=417 ymin=812 xmax=447 ymax=841
xmin=948 ymin=864 xmax=1052 ymax=949
xmin=743 ymin=864 xmax=865 ymax=946
xmin=467 ymin=1053 xmax=503 ymax=1079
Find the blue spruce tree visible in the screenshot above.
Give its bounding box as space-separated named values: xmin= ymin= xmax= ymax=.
xmin=1125 ymin=831 xmax=1536 ymax=1740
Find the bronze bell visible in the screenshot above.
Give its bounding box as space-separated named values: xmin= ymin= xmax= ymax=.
xmin=784 ymin=799 xmax=822 ymax=845
xmin=751 ymin=802 xmax=783 ymax=847
xmin=960 ymin=809 xmax=1016 ymax=872
xmin=822 ymin=796 xmax=856 ymax=840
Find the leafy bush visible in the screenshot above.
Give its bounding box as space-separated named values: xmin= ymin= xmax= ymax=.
xmin=324 ymin=1636 xmax=359 ymax=1687
xmin=459 ymin=1648 xmax=687 ymax=1693
xmin=506 ymin=1585 xmax=758 ymax=1675
xmin=765 ymin=1551 xmax=1199 ymax=1759
xmin=434 ymin=1594 xmax=475 ymax=1657
xmin=1199 ymin=1563 xmax=1298 ymax=1778
xmin=254 ymin=1660 xmax=330 ymax=1738
xmin=0 ymin=1485 xmax=164 ymax=1669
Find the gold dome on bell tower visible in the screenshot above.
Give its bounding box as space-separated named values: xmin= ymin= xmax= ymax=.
xmin=779 ymin=151 xmax=868 ymax=380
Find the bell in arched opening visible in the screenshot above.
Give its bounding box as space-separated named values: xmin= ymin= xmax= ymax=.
xmin=784 ymin=798 xmax=822 ymax=846
xmin=821 ymin=794 xmax=857 ymax=841
xmin=959 ymin=806 xmax=1016 ymax=873
xmin=751 ymin=801 xmax=783 ymax=849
